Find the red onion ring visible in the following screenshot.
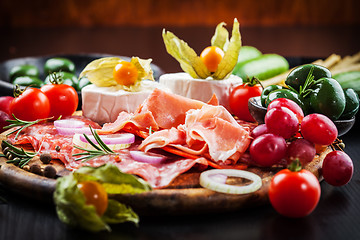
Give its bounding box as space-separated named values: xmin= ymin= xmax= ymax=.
xmin=54 ymin=119 xmax=85 ymax=128
xmin=129 ymin=151 xmax=166 ymax=164
xmin=55 ymin=126 xmax=93 ymax=136
xmin=79 ymin=133 xmax=135 ymax=145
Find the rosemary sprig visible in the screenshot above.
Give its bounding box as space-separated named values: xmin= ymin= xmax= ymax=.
xmin=1 ymin=140 xmax=37 ymax=168
xmin=73 ymin=126 xmax=118 ymax=163
xmin=4 ymin=115 xmax=53 ymax=140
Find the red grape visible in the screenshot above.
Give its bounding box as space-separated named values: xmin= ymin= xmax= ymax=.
xmin=0 ymin=96 xmax=14 ymax=116
xmin=265 ymin=107 xmax=299 ymax=139
xmin=250 ymin=133 xmax=287 ymax=167
xmin=267 ymin=98 xmax=304 ymax=122
xmin=251 ymin=124 xmax=268 ymax=139
xmin=322 ymin=151 xmax=353 ymax=186
xmin=0 ymin=110 xmax=10 ymax=133
xmin=301 ymin=114 xmax=337 ymax=145
xmin=286 ymin=138 xmax=316 ymax=165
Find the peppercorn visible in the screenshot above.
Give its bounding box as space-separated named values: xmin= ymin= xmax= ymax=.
xmin=43 ymin=165 xmax=57 ymax=178
xmin=29 ymin=164 xmax=43 ymax=176
xmin=55 ymin=146 xmax=61 ymax=152
xmin=40 ymin=153 xmax=52 ymax=164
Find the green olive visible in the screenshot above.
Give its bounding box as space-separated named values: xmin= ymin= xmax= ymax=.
xmin=285 ymin=64 xmax=331 ymax=92
xmin=309 ymin=77 xmax=346 ymax=120
xmin=340 ymin=88 xmax=359 ymax=119
xmin=78 ymin=76 xmax=91 ymax=90
xmin=12 ymin=76 xmax=44 ymax=88
xmin=44 ymin=58 xmax=75 ymax=74
xmin=9 ymin=64 xmax=40 ymax=81
xmin=45 ymin=72 xmax=79 ymax=90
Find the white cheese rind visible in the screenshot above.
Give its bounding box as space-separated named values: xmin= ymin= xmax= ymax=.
xmin=82 ymin=80 xmax=169 ymax=125
xmin=159 ymin=73 xmax=243 ymax=111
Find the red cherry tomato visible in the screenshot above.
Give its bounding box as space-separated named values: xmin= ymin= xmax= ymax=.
xmin=269 ymin=168 xmax=321 ymax=218
xmin=77 ymin=181 xmax=108 ymax=216
xmin=41 ymin=84 xmax=78 ymax=119
xmin=229 ymin=83 xmax=262 ymax=122
xmin=9 ymin=88 xmax=50 ymax=121
xmin=301 ymin=113 xmax=338 ymax=145
xmin=267 ymin=98 xmax=304 ymax=122
xmin=0 ymin=96 xmax=14 ymax=116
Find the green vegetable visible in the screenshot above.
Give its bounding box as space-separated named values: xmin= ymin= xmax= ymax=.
xmin=309 ymin=77 xmax=346 ymax=120
xmin=333 ymin=71 xmax=360 ymax=95
xmin=12 ymin=76 xmax=43 ymax=88
xmin=232 ymin=54 xmax=289 ymax=81
xmin=260 ymin=84 xmax=284 ymax=107
xmin=78 ymin=76 xmax=91 ymax=89
xmin=9 ymin=64 xmax=40 ymax=81
xmin=285 ymin=64 xmax=331 ymax=92
xmin=340 ymin=88 xmax=359 ymax=119
xmin=54 ymin=163 xmax=151 ymax=232
xmin=237 ymin=46 xmax=262 ymax=65
xmin=266 ymin=88 xmax=308 ymax=113
xmin=44 ymin=58 xmax=75 ymax=74
xmin=45 ymin=72 xmax=79 ymax=90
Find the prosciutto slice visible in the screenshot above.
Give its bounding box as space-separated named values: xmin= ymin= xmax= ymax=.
xmin=139 ymin=104 xmax=251 ymax=164
xmin=99 ymin=88 xmax=218 ymax=134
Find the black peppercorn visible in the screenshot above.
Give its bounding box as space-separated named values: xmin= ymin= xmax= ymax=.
xmin=30 ymin=164 xmax=43 ymax=176
xmin=40 ymin=153 xmax=52 ymax=164
xmin=55 ymin=146 xmax=61 ymax=152
xmin=43 ymin=165 xmax=57 ymax=178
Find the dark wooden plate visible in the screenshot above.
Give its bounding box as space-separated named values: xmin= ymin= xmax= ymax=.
xmin=0 ymin=131 xmax=331 ymax=215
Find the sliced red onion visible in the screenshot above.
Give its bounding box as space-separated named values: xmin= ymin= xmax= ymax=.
xmin=129 ymin=151 xmax=166 ymax=164
xmin=56 ymin=126 xmax=93 ymax=136
xmin=79 ymin=133 xmax=135 ymax=145
xmin=54 ymin=119 xmax=85 ymax=128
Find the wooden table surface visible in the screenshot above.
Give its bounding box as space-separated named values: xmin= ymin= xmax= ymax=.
xmin=0 ymin=25 xmax=359 ymax=240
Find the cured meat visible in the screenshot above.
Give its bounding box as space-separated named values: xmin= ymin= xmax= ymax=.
xmin=139 ymin=104 xmax=251 ymax=164
xmin=99 ymin=88 xmax=219 ymax=134
xmin=5 ymin=116 xmax=208 ymax=188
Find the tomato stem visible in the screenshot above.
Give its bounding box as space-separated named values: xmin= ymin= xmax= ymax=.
xmin=246 ymin=76 xmax=264 ymax=89
xmin=48 ymin=71 xmax=64 ymax=85
xmin=288 ymin=159 xmax=302 ymax=172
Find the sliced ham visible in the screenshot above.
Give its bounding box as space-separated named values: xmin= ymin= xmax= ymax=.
xmin=139 ymin=104 xmax=251 ymax=164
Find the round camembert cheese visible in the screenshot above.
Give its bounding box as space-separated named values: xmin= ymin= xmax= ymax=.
xmin=82 ymin=80 xmax=170 ymax=125
xmin=159 ymin=73 xmax=243 ymax=111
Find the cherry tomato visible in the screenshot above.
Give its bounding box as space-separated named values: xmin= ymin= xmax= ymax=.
xmin=113 ymin=61 xmax=138 ymax=86
xmin=9 ymin=88 xmax=50 ymax=121
xmin=267 ymin=98 xmax=304 ymax=122
xmin=301 ymin=113 xmax=338 ymax=145
xmin=229 ymin=83 xmax=262 ymax=122
xmin=269 ymin=169 xmax=321 ymax=218
xmin=265 ymin=107 xmax=299 ymax=139
xmin=322 ymin=151 xmax=353 ymax=186
xmin=249 ymin=133 xmax=287 ymax=167
xmin=77 ymin=181 xmax=108 ymax=216
xmin=200 ymin=46 xmax=224 ymax=72
xmin=0 ymin=96 xmax=14 ymax=116
xmin=41 ymin=84 xmax=78 ymax=119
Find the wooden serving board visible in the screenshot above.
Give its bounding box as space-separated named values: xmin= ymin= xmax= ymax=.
xmin=0 ymin=135 xmax=331 ymax=215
